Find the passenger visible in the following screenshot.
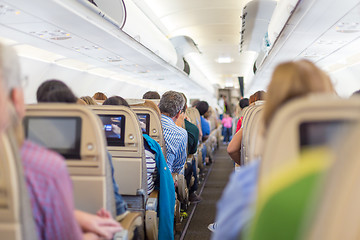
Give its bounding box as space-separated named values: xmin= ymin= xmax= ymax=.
xmin=196 ymin=101 xmax=210 ymax=141
xmin=142 ymin=91 xmax=161 ymax=100
xmin=37 ymin=80 xmax=128 ymax=217
xmin=212 ymin=60 xmax=334 ymax=240
xmin=249 ymin=93 xmax=255 ymax=105
xmin=235 ymin=98 xmax=249 ymax=133
xmin=196 ymin=101 xmax=210 ymax=165
xmin=103 ymin=96 xmax=130 ymax=107
xmin=93 ymin=92 xmax=108 ymax=101
xmin=221 ymin=113 xmax=233 ymax=144
xmin=179 ymin=93 xmax=202 ymax=203
xmin=253 ymin=90 xmax=266 ymax=102
xmin=218 ymin=94 xmax=225 ymax=119
xmin=103 ymin=95 xmax=175 ymax=240
xmin=159 ymin=91 xmax=188 ymax=174
xmin=2 ymin=44 xmax=122 ymax=239
xmin=36 ymin=79 xmax=75 ymax=102
xmin=81 ymin=96 xmax=98 ymax=105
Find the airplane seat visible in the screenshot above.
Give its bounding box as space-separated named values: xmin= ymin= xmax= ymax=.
xmin=0 ymin=128 xmax=37 ymax=240
xmin=240 ymin=105 xmax=257 ymax=165
xmin=244 ymin=105 xmax=264 ymax=165
xmin=260 ymin=95 xmax=360 ymax=184
xmin=304 ymin=122 xmax=360 ymax=240
xmin=185 ymin=107 xmax=202 ymax=173
xmin=129 ymin=99 xmax=167 ymax=160
xmin=89 ymin=106 xmax=147 ymax=208
xmin=24 ymin=104 xmax=140 ymax=239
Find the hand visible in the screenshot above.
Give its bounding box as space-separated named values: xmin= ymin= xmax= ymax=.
xmin=75 ymin=210 xmax=122 ymax=240
xmin=97 ymin=208 xmax=112 ymax=219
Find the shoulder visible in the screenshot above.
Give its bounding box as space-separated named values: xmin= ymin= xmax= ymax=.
xmin=21 ymin=140 xmax=68 ymax=178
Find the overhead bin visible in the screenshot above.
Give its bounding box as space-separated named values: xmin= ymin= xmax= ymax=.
xmin=240 ymin=0 xmax=277 ymax=53
xmin=89 ymin=0 xmax=177 ymax=65
xmin=248 ymin=0 xmax=360 ymax=96
xmin=0 ymin=0 xmax=209 ymax=95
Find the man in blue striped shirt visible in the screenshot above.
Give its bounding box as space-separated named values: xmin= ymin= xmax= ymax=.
xmin=159 ymin=91 xmax=188 ymax=174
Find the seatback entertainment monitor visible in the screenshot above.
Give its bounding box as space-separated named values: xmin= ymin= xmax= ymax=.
xmin=99 ymin=115 xmax=126 ymax=147
xmin=24 ymin=116 xmax=82 ymax=159
xmin=136 ymin=113 xmax=150 ymax=135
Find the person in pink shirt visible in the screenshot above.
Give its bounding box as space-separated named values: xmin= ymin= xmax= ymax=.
xmin=221 ymin=113 xmax=233 ymax=144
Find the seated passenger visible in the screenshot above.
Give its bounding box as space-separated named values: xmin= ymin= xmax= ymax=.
xmin=196 ymin=101 xmax=210 ymax=164
xmin=158 ymin=91 xmax=188 ymax=174
xmin=212 ymin=60 xmax=334 ymax=240
xmin=235 ymin=98 xmax=249 ymax=133
xmin=177 ymin=93 xmax=201 ymax=203
xmin=37 ymin=81 xmax=128 ymax=217
xmin=142 ymin=91 xmax=161 ymax=100
xmin=93 ymin=92 xmax=107 ymax=105
xmin=81 ymin=96 xmax=98 ymax=105
xmin=103 ymin=96 xmax=175 ymax=240
xmin=1 ymin=44 xmax=121 ymax=239
xmin=196 ymin=101 xmax=210 ymax=141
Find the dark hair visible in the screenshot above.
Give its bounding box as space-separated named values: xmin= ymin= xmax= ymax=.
xmin=37 ymin=79 xmax=77 ymax=103
xmin=352 ymin=90 xmax=360 ymax=96
xmin=142 ymin=91 xmax=160 ymax=99
xmin=93 ymin=92 xmax=108 ymax=100
xmin=196 ymin=101 xmax=209 ymax=116
xmin=103 ymin=96 xmax=129 ymax=107
xmin=239 ymin=98 xmax=249 ymax=109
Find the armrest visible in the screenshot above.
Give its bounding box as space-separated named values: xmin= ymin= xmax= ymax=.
xmin=146 ymin=190 xmax=159 ymax=211
xmin=119 ymin=212 xmax=142 ymax=230
xmin=114 ymin=212 xmax=142 ymax=240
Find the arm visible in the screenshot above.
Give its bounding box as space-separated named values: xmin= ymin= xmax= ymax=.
xmin=75 ymin=210 xmax=122 ymax=240
xmin=227 ymin=128 xmax=242 ymax=164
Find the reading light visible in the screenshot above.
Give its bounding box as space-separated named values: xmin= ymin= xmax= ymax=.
xmin=216 ymin=56 xmax=234 ymax=64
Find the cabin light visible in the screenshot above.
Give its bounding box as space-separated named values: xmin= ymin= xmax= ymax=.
xmin=216 ymin=56 xmax=234 ymax=64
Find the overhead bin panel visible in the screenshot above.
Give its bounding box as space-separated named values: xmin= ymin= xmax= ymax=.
xmin=0 ymin=0 xmax=209 ymax=95
xmin=248 ymin=0 xmax=360 ymax=96
xmin=240 ymin=0 xmax=277 ymax=53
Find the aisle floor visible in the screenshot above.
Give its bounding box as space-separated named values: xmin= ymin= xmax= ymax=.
xmin=177 ymin=144 xmax=235 ymax=240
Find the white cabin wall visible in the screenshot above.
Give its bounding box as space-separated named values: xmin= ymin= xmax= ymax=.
xmin=20 ymin=57 xmax=151 ymax=104
xmin=329 ymin=63 xmax=360 ymax=98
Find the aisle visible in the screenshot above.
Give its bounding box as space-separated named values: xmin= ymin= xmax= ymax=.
xmin=182 ymin=144 xmax=235 ymax=240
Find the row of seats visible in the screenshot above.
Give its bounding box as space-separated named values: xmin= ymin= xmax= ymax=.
xmin=20 ymin=99 xmax=221 ymax=240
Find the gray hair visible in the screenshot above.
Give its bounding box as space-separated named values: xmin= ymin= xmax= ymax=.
xmin=0 ymin=43 xmax=21 ymax=94
xmin=159 ymin=91 xmax=185 ymax=118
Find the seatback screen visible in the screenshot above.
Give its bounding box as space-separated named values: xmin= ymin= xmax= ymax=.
xmin=99 ymin=115 xmax=125 ymax=146
xmin=24 ymin=117 xmax=82 ymax=159
xmin=299 ymin=120 xmax=348 ymax=148
xmin=136 ymin=113 xmax=150 ymax=135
